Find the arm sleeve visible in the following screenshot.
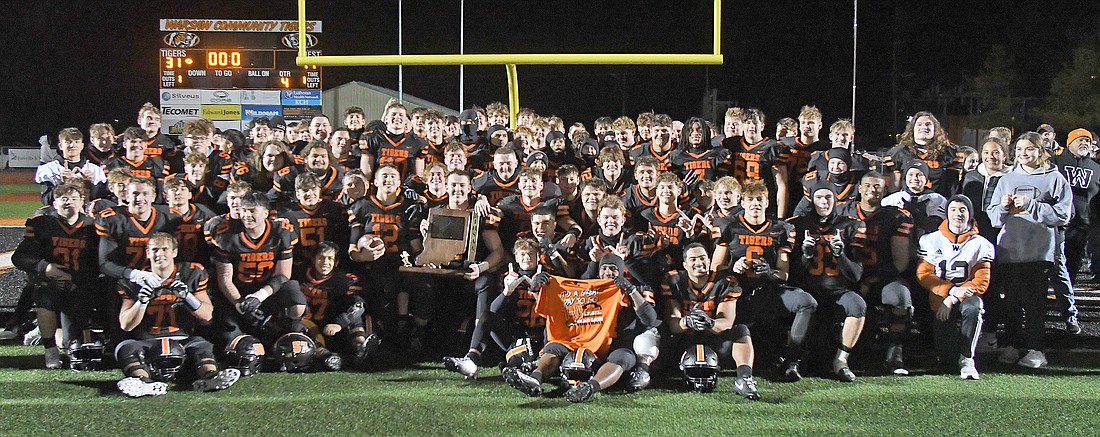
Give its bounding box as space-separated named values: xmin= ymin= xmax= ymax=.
xmin=98 ymin=236 xmax=131 ymax=280
xmin=12 ymin=237 xmax=48 ymax=275
xmin=634 ymin=300 xmax=659 ymax=328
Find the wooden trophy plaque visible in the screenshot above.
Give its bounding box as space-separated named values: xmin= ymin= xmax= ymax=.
xmin=398 ymin=207 xmax=480 ymax=277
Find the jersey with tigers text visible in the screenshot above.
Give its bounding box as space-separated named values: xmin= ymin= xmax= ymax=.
xmin=278 ymin=200 xmax=350 ymax=272
xmin=117 ymin=262 xmax=208 ymax=338
xmin=18 ymin=212 xmax=100 ymax=283
xmin=347 ymin=194 xmax=424 ymax=268
xmin=210 ymin=218 xmax=297 ymax=290
xmin=661 ymin=270 xmax=741 ymax=319
xmin=713 ymin=214 xmax=795 ymax=288
xmin=96 ymin=205 xmax=182 ymax=274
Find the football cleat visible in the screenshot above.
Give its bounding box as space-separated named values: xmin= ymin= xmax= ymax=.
xmin=733 ymin=376 xmax=760 ymax=401
xmin=353 ymin=334 xmax=381 ymax=368
xmin=1066 ymin=316 xmax=1082 ymax=335
xmin=997 ymin=347 xmax=1021 ymax=364
xmin=117 ymin=377 xmax=168 ymax=398
xmin=959 ymin=357 xmax=980 ymax=380
xmin=443 ymin=356 xmax=478 ymax=379
xmin=781 ymin=359 xmax=802 ymax=382
xmin=886 ymin=344 xmax=909 ymax=376
xmin=626 ymin=368 xmax=651 ymax=392
xmin=23 ymin=326 xmax=41 ymax=346
xmin=502 ymin=366 xmax=542 ymax=397
xmin=565 ymin=381 xmax=597 ymax=403
xmin=833 ymin=359 xmax=856 ymax=382
xmin=44 ymin=346 xmax=62 ymax=370
xmin=192 ymin=368 xmax=241 ymax=392
xmin=321 ymin=352 xmax=343 ymax=371
xmin=1017 ymin=349 xmax=1047 ymax=369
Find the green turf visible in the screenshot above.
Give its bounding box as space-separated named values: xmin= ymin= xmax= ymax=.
xmin=1 ymin=345 xmax=1099 ymax=436
xmin=0 ymin=201 xmax=40 ymax=220
xmin=0 ymin=184 xmax=38 ymax=196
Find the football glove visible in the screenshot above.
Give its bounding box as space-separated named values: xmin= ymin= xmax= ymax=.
xmin=136 ymin=286 xmax=156 ymax=305
xmin=237 ymin=296 xmax=262 ymax=314
xmin=828 ymin=234 xmax=845 ymax=257
xmin=531 ymin=272 xmax=551 ymax=289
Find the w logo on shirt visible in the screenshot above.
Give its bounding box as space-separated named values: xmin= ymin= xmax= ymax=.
xmin=1064 ymin=166 xmax=1094 ymax=189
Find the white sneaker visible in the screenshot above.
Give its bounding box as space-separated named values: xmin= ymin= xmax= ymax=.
xmin=23 ymin=326 xmax=41 ymax=346
xmin=1017 ymin=349 xmax=1047 ymax=369
xmin=117 ymin=377 xmax=168 ymax=397
xmin=0 ymin=328 xmax=18 ymax=341
xmin=997 ymin=346 xmax=1020 ymax=364
xmin=443 ymin=356 xmax=478 ymax=379
xmin=193 ymin=368 xmax=241 ymax=392
xmin=959 ymin=356 xmax=980 ymax=380
xmin=44 ymin=346 xmax=62 ymax=369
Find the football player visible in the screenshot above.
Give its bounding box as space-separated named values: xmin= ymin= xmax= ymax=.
xmin=103 ymin=127 xmax=168 ymax=180
xmin=671 ymin=117 xmax=730 ymax=186
xmin=882 ymin=111 xmax=964 ymax=196
xmin=502 ymin=255 xmax=658 ymax=403
xmin=163 ymin=177 xmax=217 ymax=266
xmin=628 ymin=172 xmax=703 ymax=289
xmin=85 ymin=122 xmax=116 ymax=166
xmin=348 ymin=165 xmax=427 ymax=353
xmin=209 ymin=192 xmax=307 ymax=347
xmin=97 ymin=176 xmax=183 ymax=292
xmin=472 ymin=145 xmax=522 ymax=206
xmin=272 ymin=141 xmax=346 ymax=204
xmin=12 ymin=183 xmax=101 ymax=369
xmin=722 ymin=109 xmax=791 ymax=218
xmin=496 ymin=168 xmax=580 ymax=251
xmin=838 ymin=171 xmax=916 ymax=375
xmin=793 ymin=149 xmax=859 ymax=216
xmin=882 ymin=161 xmax=947 ymax=236
xmin=710 ymin=181 xmax=818 ymax=381
xmin=787 ymin=183 xmax=867 ymax=382
xmin=34 ymin=127 xmax=107 ymax=204
xmin=621 ymin=156 xmax=661 ymax=224
xmin=296 ymin=242 xmax=376 ymax=371
xmin=278 ymin=172 xmax=350 ymax=276
xmin=916 ymin=196 xmax=993 ymax=379
xmin=629 ymin=115 xmax=676 ymax=172
xmin=114 ymin=233 xmax=239 ymax=397
xmin=661 ymin=243 xmax=760 ymax=400
xmin=357 ymin=102 xmax=426 ymax=180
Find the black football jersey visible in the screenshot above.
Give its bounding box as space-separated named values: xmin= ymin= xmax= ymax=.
xmin=16 ymin=212 xmax=100 ymax=283
xmin=787 ymin=213 xmax=867 ymax=292
xmin=839 ymin=204 xmax=913 ymax=280
xmin=96 ymin=205 xmax=182 ymax=274
xmin=174 ymin=203 xmax=218 ymax=265
xmin=472 ymin=169 xmax=520 ymax=206
xmin=84 ymin=146 xmax=115 ymax=166
xmin=210 ymin=218 xmax=297 ymax=288
xmin=497 ymin=195 xmax=562 ymax=248
xmin=103 ymin=156 xmax=167 ymax=180
xmin=358 ymin=130 xmax=427 ymax=179
xmin=713 ymin=214 xmax=795 ymax=288
xmin=722 ymin=136 xmax=791 ymax=184
xmin=117 ymin=262 xmax=208 ymax=337
xmin=671 ymin=147 xmax=731 ymax=183
xmin=272 ymin=164 xmax=345 ymax=203
xmin=628 ymin=145 xmax=675 ymax=172
xmin=621 ymin=185 xmax=659 ymax=223
xmin=660 ymin=270 xmax=741 ymax=319
xmin=882 ymin=144 xmax=965 ymax=197
xmin=295 ymin=267 xmax=362 ymax=325
xmin=278 ymin=200 xmax=350 ymax=272
xmin=347 ymin=194 xmax=424 ymax=266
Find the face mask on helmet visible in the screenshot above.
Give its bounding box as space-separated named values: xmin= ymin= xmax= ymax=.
xmin=225 ymin=334 xmax=266 ymax=376
xmin=147 ymin=338 xmax=187 ymax=382
xmin=680 ymin=344 xmax=719 ymax=392
xmin=273 ymin=332 xmax=315 ymax=372
xmin=559 ymin=348 xmax=596 ymax=383
xmin=68 ymin=331 xmax=106 ymax=371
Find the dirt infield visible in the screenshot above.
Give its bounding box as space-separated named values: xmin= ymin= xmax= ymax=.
xmin=0 ymin=170 xmax=37 ymax=225
xmin=0 ymin=170 xmax=34 ymax=184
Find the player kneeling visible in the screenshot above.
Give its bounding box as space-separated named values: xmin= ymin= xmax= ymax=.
xmin=114 ymin=233 xmax=239 ymax=397
xmin=916 ymin=196 xmax=993 ymax=380
xmin=502 ymin=255 xmax=659 ymax=403
xmin=661 ymin=243 xmax=759 ymax=400
xmin=295 ymin=242 xmax=380 ymax=371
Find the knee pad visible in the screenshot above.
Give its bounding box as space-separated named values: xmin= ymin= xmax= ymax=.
xmin=607 ymin=348 xmax=637 ymax=371
xmin=632 ymin=327 xmax=661 ymax=363
xmin=730 ymin=324 xmax=751 ymax=340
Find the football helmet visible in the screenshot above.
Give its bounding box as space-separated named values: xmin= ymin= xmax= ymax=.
xmin=224 ymin=335 xmax=266 ymax=376
xmin=680 ymin=344 xmax=719 ymax=392
xmin=147 ymin=338 xmax=187 ymax=382
xmin=68 ymin=330 xmax=106 ymax=371
xmin=273 ymin=332 xmax=315 ymax=372
xmin=505 ymin=338 xmax=535 ymax=370
xmin=559 ymin=348 xmax=596 ymax=383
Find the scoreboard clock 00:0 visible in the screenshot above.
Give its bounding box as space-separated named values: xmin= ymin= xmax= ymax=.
xmin=159 ymin=19 xmax=322 ymax=90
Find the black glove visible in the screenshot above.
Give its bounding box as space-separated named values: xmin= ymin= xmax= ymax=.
xmin=615 ymin=275 xmax=634 ymax=293
xmin=136 ymin=286 xmax=155 ymax=305
xmin=164 ymin=280 xmax=190 ymax=299
xmin=690 ymin=306 xmax=716 ymax=329
xmin=238 ymin=296 xmax=262 ymax=314
xmin=403 ymin=187 xmax=421 ymax=201
xmin=531 ymin=272 xmax=551 ymax=289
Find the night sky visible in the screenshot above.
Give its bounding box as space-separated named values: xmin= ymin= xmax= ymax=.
xmin=0 ymin=1 xmax=1095 ymax=149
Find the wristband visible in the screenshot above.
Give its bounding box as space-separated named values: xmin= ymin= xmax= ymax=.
xmin=183 ymin=293 xmax=202 ymax=311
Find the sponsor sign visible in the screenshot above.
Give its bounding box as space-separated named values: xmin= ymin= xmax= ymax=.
xmin=7 ymin=149 xmax=41 ymax=168
xmin=213 ymin=120 xmax=242 ymax=132
xmin=163 ymin=118 xmax=190 ymax=135
xmin=201 ymin=104 xmax=243 ymax=121
xmin=160 ymin=19 xmax=322 ymax=33
xmin=160 ymin=89 xmax=201 ymax=105
xmin=242 ymin=105 xmax=283 ymax=121
xmin=281 ymin=90 xmax=322 ymax=106
xmin=281 ymin=105 xmax=322 ymax=121
xmin=161 ymin=105 xmax=202 ymax=118
xmin=200 ymin=89 xmax=240 ymax=105
xmin=240 ymin=90 xmax=282 ymax=105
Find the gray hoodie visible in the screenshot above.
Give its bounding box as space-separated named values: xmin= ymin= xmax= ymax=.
xmin=987 ymin=162 xmax=1073 ymax=263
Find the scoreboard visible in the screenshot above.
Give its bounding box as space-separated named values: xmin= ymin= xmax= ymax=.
xmin=157 ymin=19 xmax=324 ymax=135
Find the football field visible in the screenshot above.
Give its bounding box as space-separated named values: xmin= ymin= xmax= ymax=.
xmin=1 ymin=344 xmax=1098 ymax=436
